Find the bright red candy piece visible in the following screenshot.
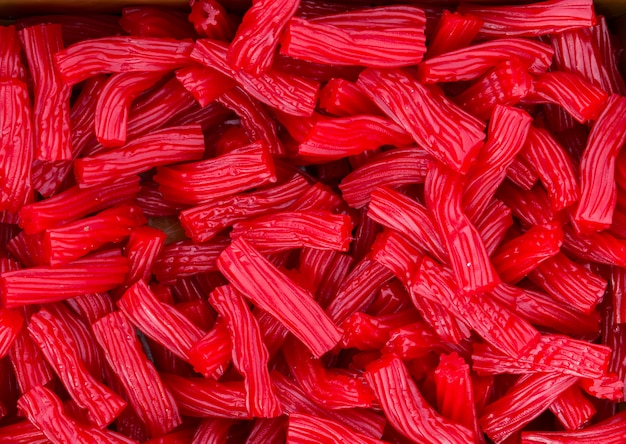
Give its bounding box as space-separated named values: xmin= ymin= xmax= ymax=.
xmin=228 ymin=0 xmax=299 ymax=75
xmin=549 ymin=386 xmax=596 ymax=431
xmin=217 ymin=238 xmax=342 ymax=357
xmin=521 ymin=126 xmax=579 ymax=211
xmin=27 ymin=309 xmax=127 ymax=427
xmin=94 ymin=71 xmax=164 ymax=147
xmin=17 ymin=385 xmax=137 ymax=444
xmin=524 ymin=71 xmax=608 ymax=123
xmin=188 ymin=0 xmax=233 ymax=40
xmin=187 ymin=320 xmax=232 ymax=378
xmin=318 ymin=78 xmax=380 ymax=116
xmin=426 ymin=163 xmax=500 ymax=294
xmin=491 ymin=223 xmax=564 ymax=283
xmin=339 ymin=146 xmax=431 ymax=208
xmin=415 ymin=256 xmax=540 ymax=357
xmin=19 ymin=24 xmax=72 ymax=161
xmin=0 ymin=79 xmax=33 ymax=213
xmin=283 ymin=336 xmax=376 ymax=409
xmin=0 ymin=309 xmax=23 ymax=359
xmin=54 ymin=36 xmax=195 ymax=86
xmin=92 ymin=311 xmax=182 ymax=436
xmin=479 ymin=372 xmax=579 ymax=442
xmin=522 ymin=410 xmax=626 ymax=443
xmin=209 ymin=285 xmax=282 ymax=418
xmin=528 ymin=252 xmax=607 ymax=314
xmin=0 ymin=25 xmax=27 ymax=80
xmin=458 ymin=0 xmax=596 ymax=38
xmin=180 ymin=174 xmax=309 ymax=244
xmin=281 ymin=6 xmax=426 ymax=68
xmin=18 ymin=175 xmax=140 ymax=235
xmin=357 ymin=68 xmax=485 ymax=173
xmin=418 ymin=38 xmax=554 ymax=83
xmin=161 ymin=373 xmax=249 ymax=419
xmin=152 ymin=237 xmax=229 ymax=283
xmin=365 ymin=354 xmax=474 ymax=443
xmin=428 ymin=10 xmax=483 ymax=58
xmin=230 ymin=210 xmax=353 ymax=254
xmin=9 ymin=325 xmax=55 ymax=395
xmin=217 ymin=86 xmax=285 ymax=156
xmin=176 ymin=65 xmax=236 ymax=108
xmin=463 ymin=104 xmax=532 ymax=220
xmin=272 ymin=370 xmax=386 ymax=438
xmin=368 ymin=186 xmax=447 ymax=262
xmin=287 ymin=413 xmax=386 ymax=444
xmin=434 ymin=353 xmax=482 ymax=442
xmin=117 ymin=279 xmax=205 ymax=362
xmin=191 ymin=39 xmax=320 ymax=117
xmin=454 ymin=59 xmax=533 ymax=121
xmin=42 ymin=204 xmax=147 ymax=265
xmin=1 ymin=254 xmax=129 ymax=308
xmin=574 ymin=94 xmax=626 ymax=232
xmin=154 ymin=141 xmax=276 ymax=206
xmin=297 ymin=115 xmax=412 ymax=162
xmin=472 ymin=334 xmax=611 ymax=379
xmin=75 ymin=125 xmax=206 ymax=187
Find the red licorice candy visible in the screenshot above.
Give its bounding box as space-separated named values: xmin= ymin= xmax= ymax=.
xmin=19 ymin=24 xmax=73 ymax=161
xmin=209 ymin=285 xmax=281 ymax=418
xmin=281 ymin=6 xmax=427 ymax=68
xmin=0 ymin=0 xmax=624 ymax=442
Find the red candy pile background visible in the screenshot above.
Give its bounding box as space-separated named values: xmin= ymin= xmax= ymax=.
xmin=1 ymin=0 xmax=626 ymax=442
